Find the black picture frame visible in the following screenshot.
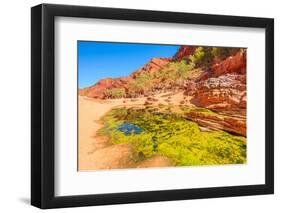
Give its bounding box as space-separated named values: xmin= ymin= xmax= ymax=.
xmin=31 ymin=3 xmax=274 ymax=209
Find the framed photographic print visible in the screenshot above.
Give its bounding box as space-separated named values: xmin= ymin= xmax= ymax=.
xmin=31 ymin=3 xmax=274 ymax=209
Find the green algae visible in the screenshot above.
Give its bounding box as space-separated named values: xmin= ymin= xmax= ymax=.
xmin=98 ymin=106 xmax=246 ymax=166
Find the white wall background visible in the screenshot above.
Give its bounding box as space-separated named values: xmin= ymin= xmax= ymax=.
xmin=0 ymin=0 xmax=279 ymax=212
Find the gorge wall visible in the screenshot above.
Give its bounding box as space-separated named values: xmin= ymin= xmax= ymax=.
xmin=79 ymin=45 xmax=247 ymax=136
xmin=80 ymin=45 xmax=246 ymax=111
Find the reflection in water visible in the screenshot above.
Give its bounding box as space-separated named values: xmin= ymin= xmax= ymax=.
xmin=117 ymin=123 xmax=143 ymax=135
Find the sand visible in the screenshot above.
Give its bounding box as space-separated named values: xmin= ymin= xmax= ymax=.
xmin=78 ymin=92 xmax=188 ymax=171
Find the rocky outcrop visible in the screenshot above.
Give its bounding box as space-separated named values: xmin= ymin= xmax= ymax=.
xmin=173 ymin=46 xmax=196 ymax=61
xmin=185 ymin=111 xmax=246 ymax=136
xmin=79 ymin=76 xmax=132 ymax=99
xmin=182 ymin=49 xmax=247 ymax=136
xmin=131 ymin=58 xmax=171 ymax=78
xmin=79 ymin=58 xmax=171 ymax=99
xmin=184 ymin=49 xmax=246 ymax=111
xmin=186 ymin=74 xmax=246 ymax=111
xmin=211 ymin=49 xmax=246 ymax=77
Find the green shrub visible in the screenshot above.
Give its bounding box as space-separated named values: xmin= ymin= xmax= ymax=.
xmin=104 ymin=87 xmax=126 ymax=98
xmin=153 ymin=60 xmax=196 ymax=87
xmin=211 ymin=47 xmax=240 ymax=60
xmin=129 ymin=73 xmax=152 ymax=94
xmin=189 ymin=47 xmax=205 ymax=66
xmin=189 ymin=47 xmax=214 ymax=68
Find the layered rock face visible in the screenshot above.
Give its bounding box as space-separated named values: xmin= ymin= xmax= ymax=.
xmin=186 ymin=49 xmax=247 ymax=111
xmin=184 ymin=49 xmax=247 ymax=136
xmin=187 ymin=74 xmax=246 ymax=111
xmin=211 ymin=49 xmax=246 ymax=77
xmin=185 ymin=111 xmax=246 ymax=136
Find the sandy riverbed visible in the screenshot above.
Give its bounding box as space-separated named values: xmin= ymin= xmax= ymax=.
xmin=78 ymin=92 xmax=189 ymax=171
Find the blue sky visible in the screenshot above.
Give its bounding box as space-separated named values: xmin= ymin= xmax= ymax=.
xmin=78 ymin=41 xmax=180 ymax=88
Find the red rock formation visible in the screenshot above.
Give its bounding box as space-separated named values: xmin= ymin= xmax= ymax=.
xmin=187 ymin=74 xmax=246 ymax=111
xmin=185 ymin=111 xmax=246 ymax=136
xmin=79 ymin=76 xmax=132 ymax=99
xmin=173 ymin=45 xmax=196 ymax=61
xmin=131 ymin=58 xmax=171 ymax=78
xmin=80 ymin=46 xmax=247 ymax=111
xmin=79 ymin=45 xmax=200 ymax=99
xmin=184 ymin=49 xmax=247 ymax=112
xmin=79 ymin=58 xmax=171 ymax=98
xmin=211 ymin=49 xmax=246 ymax=77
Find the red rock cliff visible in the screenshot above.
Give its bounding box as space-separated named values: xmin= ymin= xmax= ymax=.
xmin=130 ymin=58 xmax=171 ymax=78
xmin=211 ymin=49 xmax=246 ymax=77
xmin=186 ymin=49 xmax=247 ymax=111
xmin=79 ymin=57 xmax=171 ymax=99
xmin=173 ymin=46 xmax=197 ymax=61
